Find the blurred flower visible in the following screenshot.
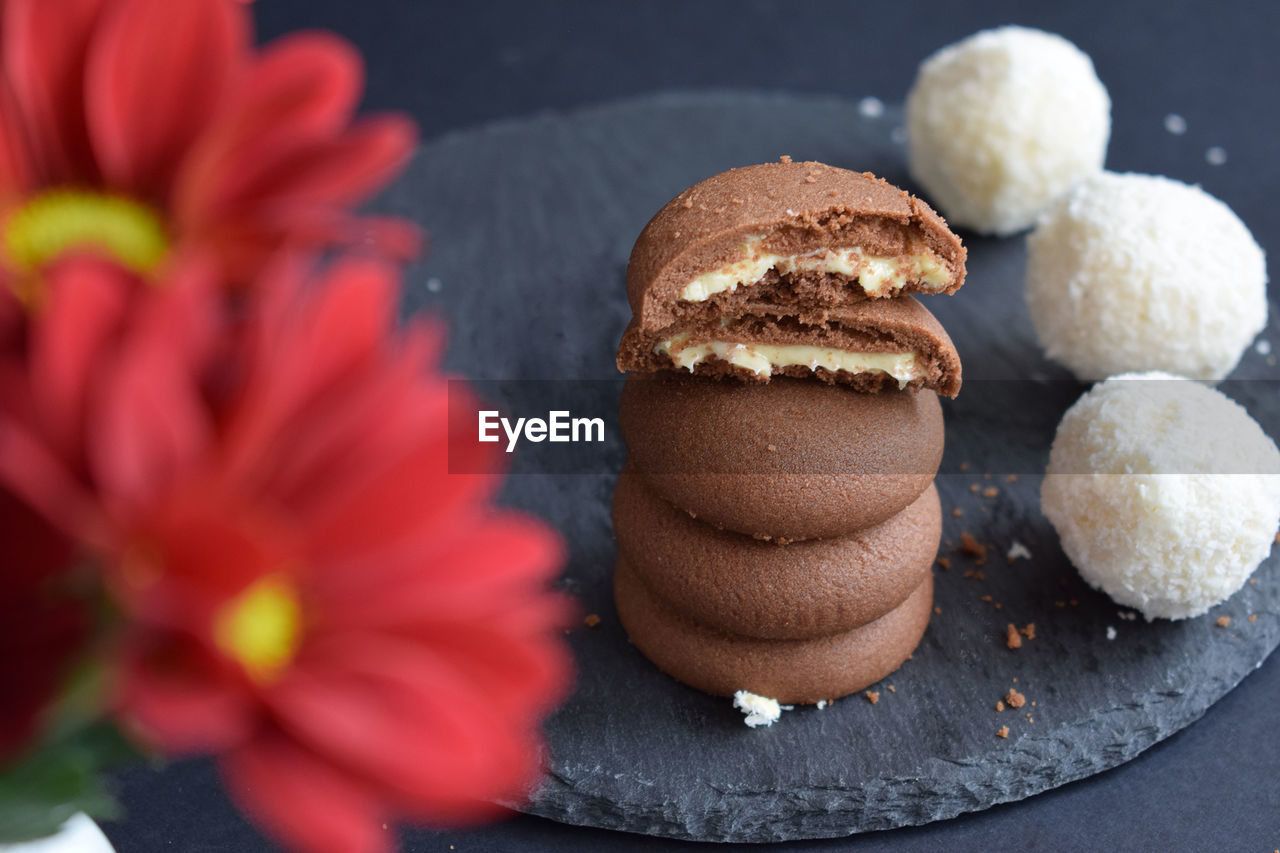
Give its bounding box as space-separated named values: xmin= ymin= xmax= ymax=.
xmin=0 ymin=0 xmax=417 ymax=291
xmin=0 ymin=255 xmax=217 ymax=546
xmin=0 ymin=255 xmax=572 ymax=852
xmin=0 ymin=487 xmax=89 ymax=764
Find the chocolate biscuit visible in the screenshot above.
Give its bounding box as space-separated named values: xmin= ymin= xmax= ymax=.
xmin=619 ymin=373 xmax=944 ymax=541
xmin=617 ymin=294 xmax=962 ymax=396
xmin=615 ymin=558 xmax=933 ymax=704
xmin=627 ymin=161 xmax=965 ymax=332
xmin=613 ymin=475 xmax=940 ymax=639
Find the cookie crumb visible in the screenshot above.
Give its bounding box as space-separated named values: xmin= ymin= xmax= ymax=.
xmin=959 ymin=532 xmax=987 ymax=564
xmin=1249 ymin=614 xmax=1258 ymax=622
xmin=960 ymin=461 xmax=971 ymax=471
xmin=937 ymin=556 xmax=951 ymax=570
xmin=1019 ymin=623 xmax=1036 ymax=640
xmin=981 ymin=594 xmax=993 ymax=603
xmin=934 ymin=606 xmax=942 ymax=615
xmin=682 ymin=197 xmax=693 ymax=209
xmin=779 ymin=154 xmax=792 ymax=163
xmin=1005 ymin=689 xmax=1026 ymax=709
xmin=583 ymin=613 xmax=601 ymax=628
xmin=1005 ymin=473 xmax=1019 ymax=483
xmin=982 ymin=486 xmax=999 ymax=498
xmin=1006 ymin=623 xmax=1023 ymax=649
xmin=969 ymin=483 xmax=980 ymax=493
xmin=887 ymin=684 xmax=896 ymax=693
xmin=952 ymin=508 xmax=964 ymax=518
xmin=864 ymin=690 xmax=880 ymax=705
xmin=1026 ymin=714 xmax=1035 ymax=723
xmin=1216 ymin=616 xmax=1232 ymax=628
xmin=996 ymin=700 xmax=1005 ymax=712
xmin=996 ymin=726 xmax=1010 ymax=739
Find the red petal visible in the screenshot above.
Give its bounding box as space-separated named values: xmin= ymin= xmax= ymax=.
xmin=267 ymin=634 xmax=537 ymax=818
xmin=236 ymin=115 xmax=417 ymax=209
xmin=114 ymin=631 xmax=255 ymax=754
xmin=2 ymin=0 xmax=106 ymax=183
xmin=86 ymin=0 xmax=249 ymax=197
xmin=0 ymin=409 xmax=104 ymax=544
xmin=0 ymin=78 xmax=34 ymax=199
xmin=174 ymin=31 xmax=364 ymax=227
xmin=221 ymin=732 xmax=391 ymax=853
xmin=88 ymin=331 xmax=212 ymax=515
xmin=217 ymin=259 xmax=399 ymax=488
xmin=29 ymin=256 xmax=133 ymax=454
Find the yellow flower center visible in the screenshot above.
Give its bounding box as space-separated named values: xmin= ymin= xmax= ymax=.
xmin=2 ymin=188 xmax=168 ymax=277
xmin=213 ymin=575 xmax=303 ymax=684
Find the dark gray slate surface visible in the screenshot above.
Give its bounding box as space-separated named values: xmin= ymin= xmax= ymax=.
xmin=378 ymin=92 xmax=1280 ymax=843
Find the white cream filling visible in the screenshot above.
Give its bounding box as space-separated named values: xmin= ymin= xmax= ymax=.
xmin=655 ymin=336 xmax=920 ymax=388
xmin=679 ymin=237 xmax=950 ymax=302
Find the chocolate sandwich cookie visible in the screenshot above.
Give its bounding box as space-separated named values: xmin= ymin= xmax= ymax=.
xmin=626 ymin=160 xmax=965 ymax=332
xmin=619 ymin=373 xmax=944 ymax=541
xmin=617 ymin=294 xmax=962 ymax=396
xmin=615 ymin=557 xmax=933 ymax=704
xmin=613 ymin=475 xmax=940 ymax=639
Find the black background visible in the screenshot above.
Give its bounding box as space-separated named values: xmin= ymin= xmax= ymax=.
xmin=105 ymin=1 xmax=1280 ymax=850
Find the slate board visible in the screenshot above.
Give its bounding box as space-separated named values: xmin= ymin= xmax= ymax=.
xmin=376 ymin=91 xmax=1280 ymax=843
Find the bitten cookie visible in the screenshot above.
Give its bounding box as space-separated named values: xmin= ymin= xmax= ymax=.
xmin=619 ymin=373 xmax=944 ymax=541
xmin=618 ymin=295 xmax=962 ymax=396
xmin=615 ymin=558 xmax=934 ymax=704
xmin=614 ymin=475 xmax=940 ymax=639
xmin=617 ymin=161 xmax=965 ymax=393
xmin=626 ymin=160 xmax=966 ymax=331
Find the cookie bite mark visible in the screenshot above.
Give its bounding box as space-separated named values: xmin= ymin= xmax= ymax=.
xmin=627 ymin=161 xmax=966 ymax=330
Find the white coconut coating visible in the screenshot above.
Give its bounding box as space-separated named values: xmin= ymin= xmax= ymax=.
xmin=1026 ymin=172 xmax=1268 ymax=382
xmin=1042 ymin=373 xmax=1280 ymax=620
xmin=905 ymin=26 xmax=1110 ymax=236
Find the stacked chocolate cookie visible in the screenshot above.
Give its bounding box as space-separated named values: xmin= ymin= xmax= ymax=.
xmin=614 ymin=161 xmax=965 ymax=704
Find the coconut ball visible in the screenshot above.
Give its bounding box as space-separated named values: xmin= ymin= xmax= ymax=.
xmin=1041 ymin=373 xmax=1280 ymax=620
xmin=905 ymin=26 xmax=1110 ymax=236
xmin=1026 ymin=172 xmax=1268 ymax=382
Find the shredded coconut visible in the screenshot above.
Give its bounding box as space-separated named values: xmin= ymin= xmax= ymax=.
xmin=1026 ymin=172 xmax=1267 ymax=381
xmin=1205 ymin=146 xmax=1228 ymax=166
xmin=1007 ymin=541 xmax=1032 ymax=561
xmin=857 ymin=96 xmax=884 ymax=118
xmin=1041 ymin=374 xmax=1280 ymax=619
xmin=1106 ymin=626 xmax=1117 ymax=641
xmin=905 ymin=26 xmax=1110 ymax=235
xmin=733 ymin=690 xmax=789 ymax=727
xmin=1163 ymin=113 xmax=1187 ymax=135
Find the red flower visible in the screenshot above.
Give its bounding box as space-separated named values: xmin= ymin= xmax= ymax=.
xmin=0 ymin=255 xmax=572 ymax=852
xmin=0 ymin=0 xmax=417 ymax=289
